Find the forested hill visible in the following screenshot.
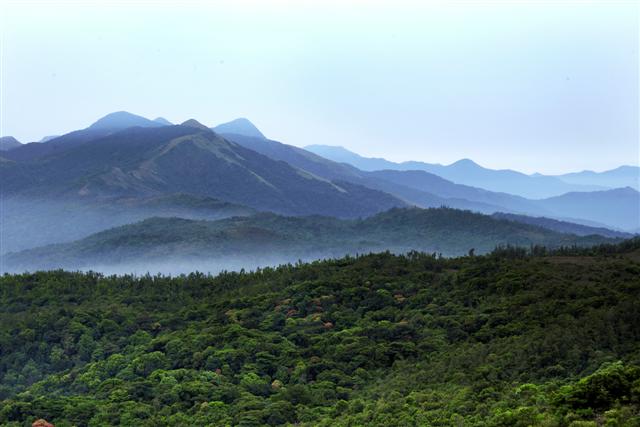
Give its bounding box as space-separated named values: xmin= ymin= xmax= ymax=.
xmin=0 ymin=239 xmax=639 ymax=426
xmin=2 ymin=207 xmax=617 ymax=273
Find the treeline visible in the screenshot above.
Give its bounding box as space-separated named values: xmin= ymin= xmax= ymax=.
xmin=0 ymin=240 xmax=639 ymax=426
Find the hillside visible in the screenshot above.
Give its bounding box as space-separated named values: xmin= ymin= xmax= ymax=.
xmin=0 ymin=136 xmax=22 ymax=151
xmin=0 ymin=123 xmax=403 ymax=219
xmin=0 ymin=194 xmax=255 ymax=254
xmin=2 ymin=207 xmax=617 ymax=273
xmin=0 ymin=240 xmax=639 ymax=426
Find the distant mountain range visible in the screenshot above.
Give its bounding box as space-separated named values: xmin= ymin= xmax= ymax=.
xmin=305 ymin=145 xmax=639 ymax=198
xmin=2 ymin=111 xmax=637 ymax=262
xmin=2 ymin=207 xmax=616 ymax=273
xmin=220 ymin=129 xmax=639 ymax=231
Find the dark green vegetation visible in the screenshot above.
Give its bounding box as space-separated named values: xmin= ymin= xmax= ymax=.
xmin=1 ymin=239 xmax=639 ymax=426
xmin=2 ymin=207 xmax=616 ymax=272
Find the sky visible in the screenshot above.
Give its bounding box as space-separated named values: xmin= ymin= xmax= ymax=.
xmin=1 ymin=0 xmax=638 ymax=174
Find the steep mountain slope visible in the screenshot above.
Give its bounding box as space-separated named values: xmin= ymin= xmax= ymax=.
xmin=2 ymin=207 xmax=616 ymax=273
xmin=0 ymin=123 xmax=403 ymax=218
xmin=0 ymin=136 xmax=22 ymax=151
xmin=305 ymin=144 xmax=608 ymax=198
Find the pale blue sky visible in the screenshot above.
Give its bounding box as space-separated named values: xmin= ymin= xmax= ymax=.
xmin=1 ymin=1 xmax=638 ymax=174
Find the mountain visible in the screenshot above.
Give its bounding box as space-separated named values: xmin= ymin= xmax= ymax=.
xmin=213 ymin=118 xmax=266 ymax=139
xmin=0 ymin=123 xmax=403 ymax=217
xmin=555 ymin=165 xmax=640 ymax=190
xmin=0 ymin=194 xmax=255 ymax=254
xmin=492 ymin=212 xmax=635 ymax=238
xmin=305 ymin=144 xmax=398 ymax=170
xmin=305 ymin=145 xmax=609 ymax=198
xmin=88 ymin=111 xmax=163 ymax=130
xmin=39 ymin=135 xmax=60 ymax=142
xmin=222 ymin=134 xmax=538 ymax=214
xmin=2 ymin=207 xmax=616 ymax=272
xmin=0 ymin=136 xmax=22 ymax=151
xmin=153 ymin=117 xmax=173 ymax=125
xmin=225 ymin=133 xmax=637 ymax=230
xmin=1 ymin=240 xmax=639 ymax=425
xmin=535 ymin=187 xmax=640 ymax=231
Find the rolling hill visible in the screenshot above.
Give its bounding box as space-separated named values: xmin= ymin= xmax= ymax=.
xmin=2 ymin=207 xmax=617 ymax=273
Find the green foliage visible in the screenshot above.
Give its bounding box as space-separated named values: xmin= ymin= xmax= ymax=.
xmin=0 ymin=240 xmax=639 ymax=425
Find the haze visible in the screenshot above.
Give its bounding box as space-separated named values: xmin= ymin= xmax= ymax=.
xmin=1 ymin=0 xmax=638 ymax=174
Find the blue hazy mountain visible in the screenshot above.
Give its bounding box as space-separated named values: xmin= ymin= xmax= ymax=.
xmin=0 ymin=136 xmax=22 ymax=151
xmin=39 ymin=135 xmax=60 ymax=142
xmin=535 ymin=187 xmax=640 ymax=232
xmin=305 ymin=145 xmax=610 ymax=198
xmin=225 ymin=131 xmax=639 ymax=231
xmin=212 ymin=118 xmax=266 ymax=139
xmin=1 ymin=121 xmax=403 ymax=218
xmin=553 ymin=166 xmax=640 ymax=190
xmin=88 ymin=111 xmax=164 ymax=130
xmin=153 ymin=117 xmax=173 ymax=126
xmin=492 ymin=212 xmax=635 ymax=239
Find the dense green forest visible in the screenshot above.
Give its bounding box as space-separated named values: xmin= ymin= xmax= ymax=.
xmin=1 ymin=239 xmax=639 ymax=426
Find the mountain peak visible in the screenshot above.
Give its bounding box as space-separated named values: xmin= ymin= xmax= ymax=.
xmin=0 ymin=136 xmax=22 ymax=151
xmin=153 ymin=117 xmax=173 ymax=126
xmin=89 ymin=111 xmax=162 ymax=130
xmin=180 ymin=119 xmax=211 ymax=131
xmin=212 ymin=118 xmax=265 ymax=139
xmin=449 ymin=158 xmax=480 ymax=168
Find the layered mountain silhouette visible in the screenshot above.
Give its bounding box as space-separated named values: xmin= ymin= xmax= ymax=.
xmin=554 ymin=166 xmax=640 ymax=190
xmin=2 ymin=207 xmax=616 ymax=273
xmin=2 ymin=111 xmax=637 ymax=262
xmin=223 ymin=130 xmax=640 ymax=231
xmin=304 ymin=145 xmax=631 ymax=198
xmin=0 ymin=136 xmax=21 ymax=151
xmin=1 ymin=116 xmax=402 ymax=217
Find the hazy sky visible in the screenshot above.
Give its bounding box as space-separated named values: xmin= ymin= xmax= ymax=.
xmin=1 ymin=1 xmax=638 ymax=174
